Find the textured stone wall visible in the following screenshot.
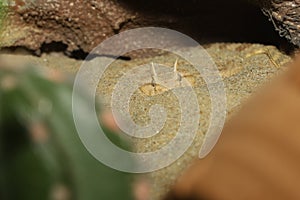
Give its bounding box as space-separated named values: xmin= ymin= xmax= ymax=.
xmin=258 ymin=0 xmax=300 ymax=47
xmin=0 ymin=0 xmax=297 ymax=55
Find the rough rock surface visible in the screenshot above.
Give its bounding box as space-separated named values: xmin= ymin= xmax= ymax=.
xmin=0 ymin=0 xmax=292 ymax=56
xmin=1 ymin=0 xmax=139 ymax=52
xmin=259 ymin=0 xmax=300 ymax=47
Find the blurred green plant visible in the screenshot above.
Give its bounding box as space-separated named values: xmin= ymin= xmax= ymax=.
xmin=0 ymin=0 xmax=7 ymax=30
xmin=0 ymin=66 xmax=134 ymax=200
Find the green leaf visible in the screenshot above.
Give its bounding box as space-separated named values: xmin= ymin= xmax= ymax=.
xmin=0 ymin=67 xmax=135 ymax=200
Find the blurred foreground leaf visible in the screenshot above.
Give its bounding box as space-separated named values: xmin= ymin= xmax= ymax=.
xmin=0 ymin=1 xmax=7 ymax=32
xmin=0 ymin=66 xmax=134 ymax=200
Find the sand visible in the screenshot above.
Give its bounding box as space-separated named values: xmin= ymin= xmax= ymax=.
xmin=0 ymin=43 xmax=291 ymax=199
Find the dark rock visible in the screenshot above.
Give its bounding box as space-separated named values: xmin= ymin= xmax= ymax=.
xmin=1 ymin=0 xmax=297 ymax=57
xmin=259 ymin=0 xmax=300 ymax=47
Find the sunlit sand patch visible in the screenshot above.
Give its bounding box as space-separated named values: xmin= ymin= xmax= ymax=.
xmin=139 ymin=60 xmax=196 ymax=96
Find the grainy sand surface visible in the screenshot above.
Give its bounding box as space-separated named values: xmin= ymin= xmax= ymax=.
xmin=0 ymin=43 xmax=291 ymax=200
